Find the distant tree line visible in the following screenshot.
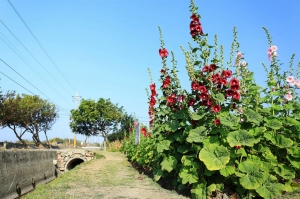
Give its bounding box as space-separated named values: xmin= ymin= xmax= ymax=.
xmin=0 ymin=86 xmax=58 ymax=148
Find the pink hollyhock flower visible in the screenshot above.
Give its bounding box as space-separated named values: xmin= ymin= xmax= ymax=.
xmin=271 ymin=45 xmax=278 ymax=51
xmin=289 ymin=80 xmax=296 ymax=86
xmin=242 ymin=61 xmax=247 ymax=67
xmin=285 ymin=94 xmax=293 ymax=101
xmin=236 ymin=52 xmax=243 ymax=58
xmin=295 ymin=79 xmax=300 ymax=87
xmin=288 ymin=91 xmax=292 ymax=95
xmin=286 ymin=76 xmax=294 ymax=83
xmin=134 ymin=121 xmax=138 ymax=127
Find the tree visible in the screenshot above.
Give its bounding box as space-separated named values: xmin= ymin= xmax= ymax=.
xmin=2 ymin=94 xmax=58 ymax=148
xmin=20 ymin=95 xmax=58 ymax=148
xmin=107 ymin=112 xmax=134 ymax=142
xmin=1 ymin=94 xmax=29 ymax=148
xmin=70 ymin=98 xmax=123 ymax=151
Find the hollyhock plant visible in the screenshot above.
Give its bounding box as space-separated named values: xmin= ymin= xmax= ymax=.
xmin=127 ymin=1 xmax=300 ymax=199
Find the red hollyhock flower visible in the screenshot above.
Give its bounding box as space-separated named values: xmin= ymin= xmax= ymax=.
xmin=221 ymin=70 xmax=233 ymax=78
xmin=200 ymin=93 xmax=209 ymax=100
xmin=190 ymin=14 xmax=200 ymax=22
xmin=198 ymin=86 xmax=207 ymax=93
xmin=159 ymin=48 xmax=169 ymax=59
xmin=212 ymin=73 xmax=221 ymax=83
xmin=150 ymin=96 xmax=156 ymax=106
xmin=190 ymin=30 xmax=197 ymax=37
xmin=141 ymin=127 xmax=147 ymax=136
xmin=234 ymin=146 xmax=242 ymax=149
xmin=210 ymin=64 xmax=218 ymax=71
xmin=167 ymin=96 xmax=174 ymax=104
xmin=162 ymin=76 xmax=171 ymax=88
xmin=226 ymin=89 xmax=234 ymax=97
xmin=211 ymin=104 xmax=221 ymax=113
xmin=206 ymin=98 xmax=213 ymax=106
xmin=220 ymin=78 xmax=228 ymax=85
xmin=191 ymin=120 xmax=198 ymax=127
xmin=230 ymin=78 xmax=240 ymax=86
xmin=191 ymin=81 xmax=199 ymax=91
xmin=150 ymin=83 xmax=156 ymax=91
xmin=214 ymin=119 xmax=221 ymax=125
xmin=231 ymin=84 xmax=240 ymax=91
xmin=151 ymin=89 xmax=157 ymax=96
xmin=232 ymin=91 xmax=240 ymax=101
xmin=232 ymin=103 xmax=236 ymax=109
xmin=160 ymin=69 xmax=166 ymax=74
xmin=129 ymin=127 xmax=132 ymax=132
xmin=202 ymin=65 xmax=211 ymax=72
xmin=188 ymin=98 xmax=196 ymax=107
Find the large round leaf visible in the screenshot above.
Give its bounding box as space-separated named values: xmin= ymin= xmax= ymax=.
xmin=227 ymin=130 xmax=260 ymax=147
xmin=187 ymin=126 xmax=207 ymax=143
xmin=274 ymin=164 xmax=295 ymax=180
xmin=244 ymin=109 xmax=263 ymax=125
xmin=264 ymin=133 xmax=293 ymax=148
xmin=199 ymin=144 xmax=230 ymax=171
xmin=238 ymin=160 xmax=265 ymax=189
xmin=256 ymin=175 xmax=285 ymax=198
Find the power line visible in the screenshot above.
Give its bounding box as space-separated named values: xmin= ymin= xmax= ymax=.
xmin=0 ymin=70 xmax=35 ymax=95
xmin=0 ymin=58 xmax=66 ymax=110
xmin=0 ymin=69 xmax=69 ymax=114
xmin=7 ymin=0 xmax=76 ymax=92
xmin=0 ymin=20 xmax=74 ymax=97
xmin=0 ymin=32 xmax=72 ymax=107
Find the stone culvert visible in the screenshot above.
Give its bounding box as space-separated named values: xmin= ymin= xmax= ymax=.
xmin=56 ymin=149 xmax=95 ymax=173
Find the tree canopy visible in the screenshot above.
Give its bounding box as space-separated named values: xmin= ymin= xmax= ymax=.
xmin=69 ymin=98 xmax=124 ymax=150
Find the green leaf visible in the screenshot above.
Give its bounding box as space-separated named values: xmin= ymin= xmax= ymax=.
xmin=264 ymin=133 xmax=293 ymax=148
xmin=153 ymin=168 xmax=162 ymax=181
xmin=161 ymin=156 xmax=178 ymax=172
xmin=256 ymin=175 xmax=285 ymax=198
xmin=190 ymin=112 xmax=204 ymax=121
xmin=285 ymin=180 xmax=300 ymax=192
xmin=265 ymin=119 xmax=282 ymax=130
xmin=287 ymin=155 xmax=300 ymax=169
xmin=177 ymin=145 xmax=190 ymax=154
xmin=165 ymin=120 xmax=179 ymax=132
xmin=227 ymin=129 xmax=260 ymax=147
xmin=179 ymin=167 xmax=199 ymax=184
xmin=207 ymin=184 xmax=216 ymax=196
xmin=244 ymin=109 xmax=263 ymax=125
xmin=199 ymin=144 xmax=230 ymax=171
xmin=288 ymin=147 xmax=300 ymax=158
xmin=249 ymin=127 xmax=266 ymax=136
xmin=220 ymin=113 xmax=240 ymax=127
xmin=204 ymin=167 xmax=215 ymax=176
xmin=186 ymin=126 xmax=207 ymax=143
xmin=157 ymin=140 xmax=171 ymax=153
xmin=191 ymin=181 xmax=207 ymax=199
xmin=215 ymin=93 xmax=225 ymax=103
xmin=238 ymin=160 xmax=265 ymax=189
xmin=274 ymin=164 xmax=295 ymax=180
xmin=220 ymin=165 xmax=236 ymax=177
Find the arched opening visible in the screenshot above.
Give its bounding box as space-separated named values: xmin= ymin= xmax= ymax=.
xmin=65 ymin=158 xmax=85 ymax=171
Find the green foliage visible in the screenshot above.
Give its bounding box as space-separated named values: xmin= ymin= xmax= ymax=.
xmin=122 ymin=1 xmax=300 ymax=198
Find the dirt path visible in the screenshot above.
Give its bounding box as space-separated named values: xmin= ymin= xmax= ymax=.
xmin=23 ymin=151 xmax=188 ymax=199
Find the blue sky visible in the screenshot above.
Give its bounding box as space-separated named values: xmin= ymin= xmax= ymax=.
xmin=1 ymin=0 xmax=300 ymax=143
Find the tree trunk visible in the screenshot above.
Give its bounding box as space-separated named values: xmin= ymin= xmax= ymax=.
xmin=84 ymin=136 xmax=88 ymax=147
xmin=9 ymin=126 xmax=28 ymax=149
xmin=44 ymin=131 xmax=51 ymax=149
xmin=103 ymin=136 xmax=107 ymax=151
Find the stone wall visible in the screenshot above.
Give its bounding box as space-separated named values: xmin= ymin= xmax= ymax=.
xmin=57 ymin=149 xmax=95 ymax=172
xmin=0 ymin=150 xmax=58 ymax=199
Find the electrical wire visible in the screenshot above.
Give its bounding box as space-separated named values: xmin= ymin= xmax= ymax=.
xmin=0 ymin=20 xmax=74 ymax=97
xmin=7 ymin=0 xmax=76 ymax=92
xmin=0 ymin=33 xmax=73 ymax=107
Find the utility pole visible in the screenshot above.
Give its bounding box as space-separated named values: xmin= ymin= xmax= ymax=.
xmin=72 ymin=91 xmax=81 ymax=147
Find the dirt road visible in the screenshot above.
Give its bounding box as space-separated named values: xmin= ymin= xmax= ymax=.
xmin=23 ymin=151 xmax=188 ymax=199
